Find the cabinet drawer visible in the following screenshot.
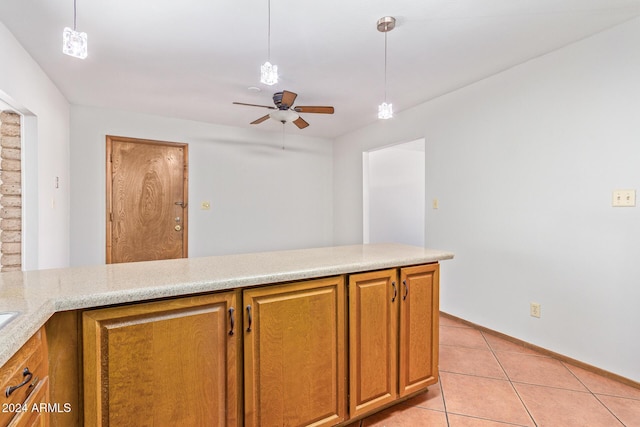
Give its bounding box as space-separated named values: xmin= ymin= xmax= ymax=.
xmin=7 ymin=376 xmax=49 ymax=427
xmin=0 ymin=329 xmax=49 ymax=427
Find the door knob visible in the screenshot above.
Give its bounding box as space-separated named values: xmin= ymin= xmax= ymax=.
xmin=174 ymin=225 xmax=182 ymax=231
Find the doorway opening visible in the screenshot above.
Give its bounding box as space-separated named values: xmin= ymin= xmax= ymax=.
xmin=363 ymin=138 xmax=425 ymax=247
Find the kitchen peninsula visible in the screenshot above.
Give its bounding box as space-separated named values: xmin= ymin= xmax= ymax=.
xmin=0 ymin=243 xmax=453 ymax=427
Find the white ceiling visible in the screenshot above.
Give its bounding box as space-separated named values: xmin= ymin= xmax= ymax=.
xmin=2 ymin=0 xmax=640 ymax=139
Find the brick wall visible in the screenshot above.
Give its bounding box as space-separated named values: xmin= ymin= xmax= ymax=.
xmin=0 ymin=111 xmax=22 ymax=272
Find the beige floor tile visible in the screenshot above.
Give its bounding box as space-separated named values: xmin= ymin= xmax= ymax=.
xmin=399 ymin=381 xmax=445 ymax=411
xmin=482 ymin=333 xmax=540 ymax=355
xmin=564 ymin=364 xmax=640 ymax=400
xmin=440 ymin=371 xmax=534 ymax=426
xmin=448 ymin=413 xmax=531 ymax=426
xmin=361 ymin=405 xmax=448 ymax=426
xmin=495 ymin=351 xmax=587 ymax=391
xmin=514 ymin=382 xmax=624 ymax=426
xmin=439 ymin=315 xmax=472 ymax=328
xmin=596 ymin=394 xmax=640 ymax=427
xmin=440 ymin=325 xmax=490 ymax=350
xmin=440 ymin=345 xmax=507 ymax=379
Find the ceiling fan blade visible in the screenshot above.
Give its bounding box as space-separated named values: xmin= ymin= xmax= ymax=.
xmin=233 ymin=102 xmax=276 ymax=109
xmin=293 ymin=116 xmax=309 ymax=129
xmin=281 ymin=90 xmax=298 ymax=108
xmin=251 ymin=115 xmax=270 ymax=125
xmin=293 ymin=106 xmax=335 ymax=114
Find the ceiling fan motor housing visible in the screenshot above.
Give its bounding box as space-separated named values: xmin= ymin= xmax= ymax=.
xmin=273 ymin=91 xmax=289 ymax=109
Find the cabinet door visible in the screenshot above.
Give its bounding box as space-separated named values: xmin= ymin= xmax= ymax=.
xmin=348 ymin=269 xmax=398 ymax=418
xmin=243 ymin=277 xmax=347 ymax=427
xmin=399 ymin=263 xmax=440 ymax=397
xmin=83 ymin=292 xmax=239 ymax=427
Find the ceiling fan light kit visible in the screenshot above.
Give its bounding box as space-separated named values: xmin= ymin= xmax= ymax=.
xmin=62 ymin=0 xmax=87 ymax=59
xmin=377 ymin=16 xmax=395 ymax=120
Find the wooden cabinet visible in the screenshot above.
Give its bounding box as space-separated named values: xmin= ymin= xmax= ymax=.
xmin=398 ymin=264 xmax=439 ymax=397
xmin=348 ymin=264 xmax=440 ymax=419
xmin=33 ymin=259 xmax=439 ymax=426
xmin=82 ymin=292 xmax=239 ymax=427
xmin=243 ymin=276 xmax=347 ymax=427
xmin=1 ymin=328 xmax=49 ymax=427
xmin=348 ymin=269 xmax=398 ymax=418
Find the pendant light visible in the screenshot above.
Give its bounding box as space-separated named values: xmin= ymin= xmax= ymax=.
xmin=62 ymin=0 xmax=88 ymax=59
xmin=377 ymin=16 xmax=395 ymax=119
xmin=260 ymin=0 xmax=278 ymax=85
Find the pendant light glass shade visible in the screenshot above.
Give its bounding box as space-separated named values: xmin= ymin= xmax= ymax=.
xmin=378 ymin=102 xmax=393 ymax=120
xmin=260 ymin=61 xmax=278 ymax=85
xmin=62 ymin=27 xmax=87 ymax=59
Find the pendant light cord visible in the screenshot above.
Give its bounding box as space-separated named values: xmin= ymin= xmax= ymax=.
xmin=267 ymin=0 xmax=271 ymax=61
xmin=383 ymin=31 xmax=388 ymax=103
xmin=73 ymin=0 xmax=78 ymax=30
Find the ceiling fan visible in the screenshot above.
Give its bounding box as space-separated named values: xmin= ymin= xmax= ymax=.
xmin=233 ymin=90 xmax=334 ymax=129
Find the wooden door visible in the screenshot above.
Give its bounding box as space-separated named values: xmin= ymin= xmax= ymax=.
xmin=348 ymin=269 xmax=398 ymax=418
xmin=243 ymin=277 xmax=347 ymax=427
xmin=106 ymin=136 xmax=188 ymax=263
xmin=82 ymin=292 xmax=239 ymax=427
xmin=398 ymin=263 xmax=440 ymax=397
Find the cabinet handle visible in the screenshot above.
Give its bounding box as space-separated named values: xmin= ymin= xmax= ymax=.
xmin=5 ymin=367 xmax=33 ymax=398
xmin=403 ymin=280 xmax=409 ymax=300
xmin=228 ymin=307 xmax=235 ymax=336
xmin=391 ymin=281 xmax=397 ymax=302
xmin=246 ymin=305 xmax=252 ymax=332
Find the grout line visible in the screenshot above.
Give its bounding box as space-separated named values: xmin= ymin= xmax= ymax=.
xmin=440 ymin=312 xmax=640 ymax=390
xmin=480 ymin=330 xmax=539 ymax=427
xmin=438 ymin=376 xmax=451 ymax=427
xmin=562 ymin=361 xmax=628 ymax=426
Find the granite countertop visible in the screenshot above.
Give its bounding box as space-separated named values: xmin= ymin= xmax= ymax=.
xmin=0 ymin=243 xmax=453 ymax=366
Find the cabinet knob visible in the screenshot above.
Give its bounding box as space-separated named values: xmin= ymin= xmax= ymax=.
xmin=174 ymin=225 xmax=182 ymax=231
xmin=5 ymin=367 xmax=33 ymax=397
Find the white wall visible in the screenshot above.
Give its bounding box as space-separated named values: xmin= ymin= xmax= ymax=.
xmin=334 ymin=18 xmax=640 ymax=381
xmin=0 ymin=22 xmax=70 ymax=269
xmin=70 ymin=105 xmax=334 ymax=266
xmin=364 ymin=139 xmax=425 ymax=246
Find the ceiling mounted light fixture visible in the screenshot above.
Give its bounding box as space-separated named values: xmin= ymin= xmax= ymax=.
xmin=62 ymin=0 xmax=87 ymax=59
xmin=377 ymin=16 xmax=395 ymax=120
xmin=260 ymin=0 xmax=278 ymax=85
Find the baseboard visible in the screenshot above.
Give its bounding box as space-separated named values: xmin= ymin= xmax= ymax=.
xmin=440 ymin=311 xmax=640 ymax=391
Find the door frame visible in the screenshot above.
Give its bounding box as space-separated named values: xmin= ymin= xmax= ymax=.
xmin=105 ymin=135 xmax=189 ymax=263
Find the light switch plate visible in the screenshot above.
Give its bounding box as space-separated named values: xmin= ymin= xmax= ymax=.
xmin=612 ymin=190 xmax=636 ymax=207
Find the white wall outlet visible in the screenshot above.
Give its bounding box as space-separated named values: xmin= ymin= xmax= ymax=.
xmin=530 ymin=302 xmax=541 ymax=318
xmin=432 ymin=198 xmax=439 ymax=209
xmin=612 ymin=189 xmax=636 ymax=207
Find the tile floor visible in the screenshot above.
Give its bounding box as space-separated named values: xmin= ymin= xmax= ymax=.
xmin=354 ymin=315 xmax=640 ymax=426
